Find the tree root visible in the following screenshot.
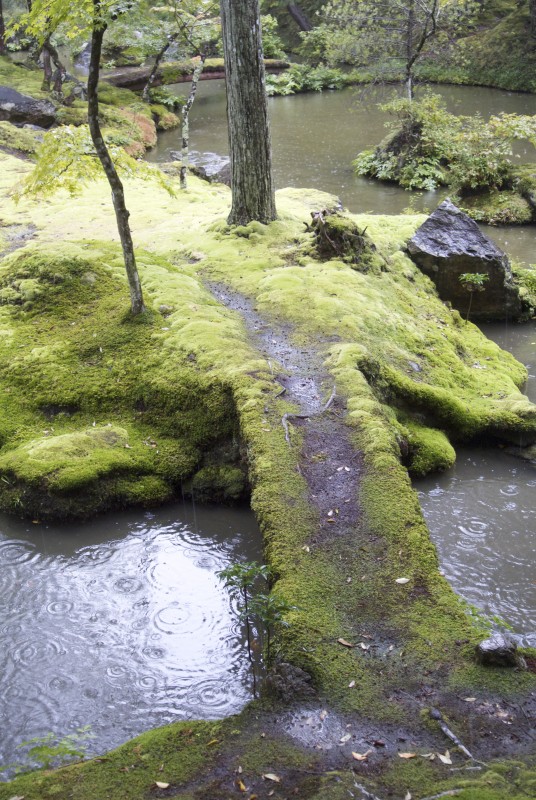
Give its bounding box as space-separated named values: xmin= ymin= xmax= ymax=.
xmin=281 ymin=386 xmax=336 ymax=445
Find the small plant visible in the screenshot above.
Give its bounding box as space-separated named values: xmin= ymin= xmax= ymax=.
xmin=217 ymin=561 xmax=296 ymax=696
xmin=459 ymin=272 xmax=488 ymax=322
xmin=10 ymin=726 xmax=94 ymax=773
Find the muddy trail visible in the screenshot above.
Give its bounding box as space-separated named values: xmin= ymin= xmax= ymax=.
xmin=207 ymin=283 xmax=363 ymax=549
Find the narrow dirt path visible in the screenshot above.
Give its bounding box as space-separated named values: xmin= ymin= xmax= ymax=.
xmin=207 ymin=283 xmax=363 ymax=549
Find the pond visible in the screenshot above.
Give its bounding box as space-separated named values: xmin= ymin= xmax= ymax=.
xmin=0 ymin=502 xmax=261 ymax=775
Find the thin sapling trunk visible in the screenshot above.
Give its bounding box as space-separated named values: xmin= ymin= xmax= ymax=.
xmin=180 ymin=53 xmax=206 ymax=189
xmin=88 ymin=0 xmax=145 ymax=316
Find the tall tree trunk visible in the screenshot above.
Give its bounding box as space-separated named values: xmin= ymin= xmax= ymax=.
xmin=88 ymin=0 xmax=145 ymax=316
xmin=219 ymin=0 xmax=276 ymax=225
xmin=0 ymin=0 xmax=6 ymax=56
xmin=531 ymin=0 xmax=536 ymax=38
xmin=180 ymin=54 xmax=206 ymax=190
xmin=41 ymin=46 xmax=52 ymax=90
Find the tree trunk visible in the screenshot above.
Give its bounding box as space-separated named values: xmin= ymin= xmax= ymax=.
xmin=531 ymin=0 xmax=536 ymax=38
xmin=180 ymin=54 xmax=206 ymax=190
xmin=405 ymin=0 xmax=415 ymax=100
xmin=0 ymin=0 xmax=6 ymax=56
xmin=88 ymin=0 xmax=145 ymax=316
xmin=220 ymin=0 xmax=276 ymax=225
xmin=41 ymin=46 xmax=52 ymax=90
xmin=142 ymin=33 xmax=178 ymax=101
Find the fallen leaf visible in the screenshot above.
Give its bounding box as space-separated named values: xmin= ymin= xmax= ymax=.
xmin=337 ymin=638 xmax=355 ymax=648
xmin=155 ymin=781 xmax=170 ymax=789
xmin=438 ymin=750 xmax=452 ymax=765
xmin=420 ymin=753 xmax=435 ymax=760
xmin=398 ymin=752 xmax=416 ymax=759
xmin=405 ymin=793 xmax=412 ymax=800
xmin=395 ymin=577 xmax=410 ymax=584
xmin=237 ymin=766 xmax=243 ymax=773
xmin=463 ymin=697 xmax=476 ymax=702
xmin=319 ymin=709 xmax=328 ymax=720
xmin=207 ymin=738 xmax=219 ymax=746
xmin=373 ymin=740 xmax=386 ymax=747
xmin=359 ymin=642 xmax=370 ymax=650
xmin=8 ymin=796 xmax=25 ymax=800
xmin=340 ymin=733 xmax=352 ymax=743
xmin=236 ymin=779 xmax=247 ymax=792
xmin=352 ymin=749 xmax=372 ymax=761
xmin=263 ymin=773 xmax=281 ymax=782
xmin=348 ymin=680 xmax=356 ymax=688
xmin=302 ymin=545 xmax=310 ymax=552
xmin=346 ymin=577 xmax=352 ymax=583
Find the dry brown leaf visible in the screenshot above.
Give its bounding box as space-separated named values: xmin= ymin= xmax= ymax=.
xmin=263 ymin=773 xmax=281 ymax=782
xmin=463 ymin=697 xmax=476 ymax=702
xmin=395 ymin=577 xmax=410 ymax=584
xmin=155 ymin=781 xmax=170 ymax=789
xmin=352 ymin=749 xmax=372 ymax=761
xmin=337 ymin=638 xmax=355 ymax=648
xmin=236 ymin=779 xmax=247 ymax=792
xmin=398 ymin=752 xmax=416 ymax=759
xmin=438 ymin=750 xmax=452 ymax=765
xmin=340 ymin=733 xmax=352 ymax=744
xmin=420 ymin=753 xmax=435 ymax=760
xmin=359 ymin=642 xmax=370 ymax=651
xmin=319 ymin=709 xmax=328 ymax=720
xmin=348 ymin=680 xmax=356 ymax=688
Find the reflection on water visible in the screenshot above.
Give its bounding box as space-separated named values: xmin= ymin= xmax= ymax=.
xmin=0 ymin=503 xmax=261 ymax=774
xmin=416 ymin=449 xmax=536 ymax=646
xmin=417 ymin=321 xmax=535 ymax=645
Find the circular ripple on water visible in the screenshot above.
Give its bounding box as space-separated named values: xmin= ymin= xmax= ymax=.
xmin=185 ymin=677 xmax=235 ymax=714
xmin=11 ymin=637 xmax=65 ymax=666
xmin=0 ymin=539 xmax=38 ymax=565
xmin=48 ymin=673 xmax=75 ymax=693
xmin=500 ymin=484 xmax=519 ymax=496
xmin=142 ymin=645 xmax=166 ymax=660
xmin=154 ymin=603 xmax=192 ymax=633
xmin=113 ymin=576 xmax=144 ymax=594
xmin=45 ymin=599 xmax=74 ymax=616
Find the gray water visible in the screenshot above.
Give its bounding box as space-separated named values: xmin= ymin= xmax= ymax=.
xmin=0 ymin=503 xmax=261 ymax=774
xmin=150 ymin=80 xmax=535 ymax=640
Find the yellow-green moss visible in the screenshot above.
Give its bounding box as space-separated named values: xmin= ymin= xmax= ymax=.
xmin=0 ymin=121 xmax=40 ymax=155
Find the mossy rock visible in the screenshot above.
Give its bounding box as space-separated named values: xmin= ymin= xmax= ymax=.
xmin=458 ymin=189 xmax=534 ymax=225
xmin=187 ymin=464 xmax=248 ymax=503
xmin=0 ymin=121 xmax=40 ymax=155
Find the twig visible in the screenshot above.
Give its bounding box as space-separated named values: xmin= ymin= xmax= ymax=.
xmin=280 ymin=386 xmax=336 ymax=446
xmin=353 ymin=782 xmax=384 ymax=800
xmin=430 ymin=708 xmax=486 ymax=766
xmin=275 ymin=387 xmax=287 ymax=398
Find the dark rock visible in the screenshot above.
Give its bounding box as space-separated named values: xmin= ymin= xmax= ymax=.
xmin=407 ymin=199 xmax=522 ymax=321
xmin=0 ymin=86 xmax=57 ymax=128
xmin=267 ymin=661 xmax=316 ymax=703
xmin=476 ymin=633 xmax=526 ymax=669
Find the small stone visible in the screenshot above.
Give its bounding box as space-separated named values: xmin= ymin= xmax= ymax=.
xmin=475 ymin=634 xmax=526 ymax=669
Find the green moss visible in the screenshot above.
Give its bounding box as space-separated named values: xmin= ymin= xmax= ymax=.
xmin=187 ymin=465 xmax=248 ymax=503
xmin=458 ymin=189 xmax=533 ymax=225
xmin=400 ymin=417 xmax=457 ymax=476
xmin=0 ymin=121 xmax=40 ymax=155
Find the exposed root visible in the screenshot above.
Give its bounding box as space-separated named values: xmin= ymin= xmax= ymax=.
xmin=281 ymin=386 xmax=336 ymax=445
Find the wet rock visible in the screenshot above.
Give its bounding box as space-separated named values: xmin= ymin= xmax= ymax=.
xmin=0 ymin=87 xmax=57 ymax=128
xmin=504 ymin=442 xmax=536 ymax=466
xmin=407 ymin=199 xmax=522 ymax=321
xmin=268 ymin=661 xmax=316 ymax=703
xmin=476 ymin=633 xmax=526 ymax=669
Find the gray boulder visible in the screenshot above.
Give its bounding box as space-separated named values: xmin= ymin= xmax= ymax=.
xmin=476 ymin=633 xmax=526 ymax=669
xmin=0 ymin=86 xmax=57 ymax=128
xmin=407 ymin=199 xmax=522 ymax=321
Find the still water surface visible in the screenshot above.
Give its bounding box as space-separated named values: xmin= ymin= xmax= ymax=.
xmin=0 ymin=503 xmax=261 ymax=774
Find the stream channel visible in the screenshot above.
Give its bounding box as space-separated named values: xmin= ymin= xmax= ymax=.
xmin=0 ymin=80 xmax=535 ymax=775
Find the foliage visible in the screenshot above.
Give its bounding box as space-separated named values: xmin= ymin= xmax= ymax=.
xmin=353 ymin=93 xmax=536 ymax=192
xmin=459 ymin=272 xmax=489 ymax=322
xmin=147 ymin=86 xmax=184 ymax=111
xmin=266 ymin=62 xmax=346 ymax=95
xmin=16 ymin=125 xmax=175 ymax=199
xmin=12 ymin=726 xmax=94 ymax=772
xmin=260 ymin=13 xmax=286 ymax=59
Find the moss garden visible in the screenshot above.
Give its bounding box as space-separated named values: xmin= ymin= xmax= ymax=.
xmin=0 ymin=139 xmax=535 ymax=798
